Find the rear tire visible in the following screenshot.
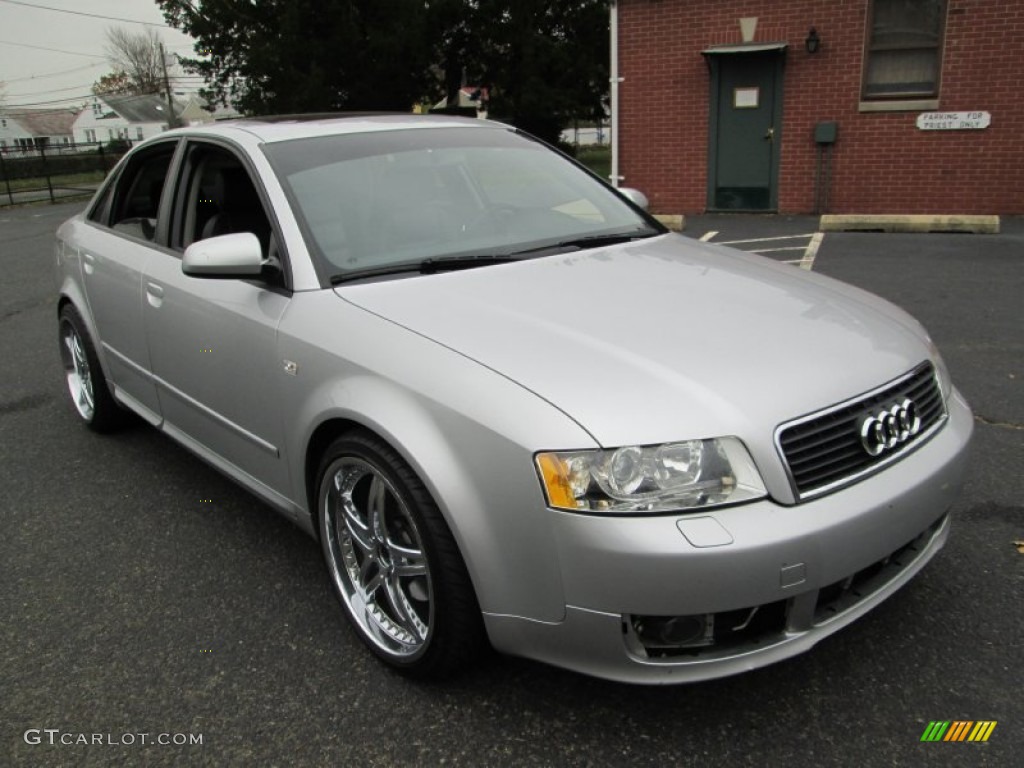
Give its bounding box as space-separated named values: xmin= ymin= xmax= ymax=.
xmin=58 ymin=304 xmax=124 ymax=432
xmin=316 ymin=431 xmax=485 ymax=678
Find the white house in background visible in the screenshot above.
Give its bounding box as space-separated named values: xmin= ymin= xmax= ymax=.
xmin=0 ymin=108 xmax=79 ymax=151
xmin=72 ymin=93 xmax=214 ymax=145
xmin=430 ymin=87 xmax=488 ymax=118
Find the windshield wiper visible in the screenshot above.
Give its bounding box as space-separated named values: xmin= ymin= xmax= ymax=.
xmin=329 ymin=254 xmax=522 ymax=284
xmin=553 ymin=229 xmax=661 ymax=249
xmin=419 ymin=254 xmax=521 ymax=273
xmin=503 ymin=228 xmax=662 ymax=258
xmin=329 ymin=230 xmax=662 ymax=284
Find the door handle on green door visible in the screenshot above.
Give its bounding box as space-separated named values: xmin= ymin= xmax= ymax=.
xmin=764 ymin=127 xmax=775 ymax=142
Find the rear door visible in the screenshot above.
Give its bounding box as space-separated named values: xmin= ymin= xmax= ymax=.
xmin=76 ymin=140 xmax=179 ymax=420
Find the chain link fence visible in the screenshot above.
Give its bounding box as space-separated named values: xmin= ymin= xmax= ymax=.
xmin=0 ymin=141 xmax=133 ymax=207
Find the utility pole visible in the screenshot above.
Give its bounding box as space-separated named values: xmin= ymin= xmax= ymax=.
xmin=159 ymin=42 xmax=178 ymax=129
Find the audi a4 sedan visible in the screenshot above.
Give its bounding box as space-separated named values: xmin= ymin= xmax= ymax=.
xmin=55 ymin=115 xmax=973 ymax=683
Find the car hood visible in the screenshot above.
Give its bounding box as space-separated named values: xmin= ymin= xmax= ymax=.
xmin=336 ymin=234 xmax=932 ymax=450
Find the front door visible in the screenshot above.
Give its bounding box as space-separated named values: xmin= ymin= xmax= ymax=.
xmin=143 ymin=141 xmax=292 ymax=497
xmin=708 ymin=51 xmax=784 ymax=211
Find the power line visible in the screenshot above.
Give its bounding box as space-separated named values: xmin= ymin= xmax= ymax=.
xmin=1 ymin=93 xmax=96 ymax=107
xmin=7 ymin=75 xmax=203 ymax=100
xmin=2 ymin=62 xmax=104 ymax=83
xmin=0 ymin=39 xmax=107 ymax=59
xmin=0 ymin=0 xmax=170 ymax=27
xmin=3 ymin=90 xmax=184 ymax=110
xmin=7 ymin=81 xmax=99 ymax=98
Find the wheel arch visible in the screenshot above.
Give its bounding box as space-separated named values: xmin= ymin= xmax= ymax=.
xmin=57 ymin=286 xmax=113 ymax=382
xmin=294 ymin=373 xmax=569 ymax=623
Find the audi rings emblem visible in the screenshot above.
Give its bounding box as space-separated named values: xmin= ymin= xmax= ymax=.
xmin=858 ymin=398 xmax=922 ymax=457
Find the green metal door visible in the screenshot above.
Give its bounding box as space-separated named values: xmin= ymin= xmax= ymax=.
xmin=707 ymin=51 xmax=785 ymax=211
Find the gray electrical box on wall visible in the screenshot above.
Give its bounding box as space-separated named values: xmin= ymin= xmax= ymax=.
xmin=815 ymin=121 xmax=838 ymax=145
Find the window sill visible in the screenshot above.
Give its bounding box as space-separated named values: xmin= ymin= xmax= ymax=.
xmin=859 ymin=99 xmax=939 ymax=113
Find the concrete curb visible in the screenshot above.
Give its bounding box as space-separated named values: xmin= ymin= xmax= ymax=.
xmin=653 ymin=214 xmax=685 ymax=232
xmin=819 ymin=214 xmax=1000 ymax=234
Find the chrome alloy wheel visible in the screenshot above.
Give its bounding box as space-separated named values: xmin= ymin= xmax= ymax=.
xmin=323 ymin=458 xmax=433 ymax=658
xmin=61 ymin=322 xmax=95 ymax=421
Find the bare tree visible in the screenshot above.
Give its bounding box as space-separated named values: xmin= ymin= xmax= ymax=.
xmin=104 ymin=26 xmax=167 ymax=95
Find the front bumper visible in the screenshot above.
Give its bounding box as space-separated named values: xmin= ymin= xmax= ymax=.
xmin=483 ymin=388 xmax=972 ymax=684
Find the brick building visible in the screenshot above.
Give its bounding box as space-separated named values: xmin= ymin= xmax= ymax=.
xmin=614 ymin=0 xmax=1024 ymax=215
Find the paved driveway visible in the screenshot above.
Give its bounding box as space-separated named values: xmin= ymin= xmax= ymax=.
xmin=1 ymin=203 xmax=1020 ymax=766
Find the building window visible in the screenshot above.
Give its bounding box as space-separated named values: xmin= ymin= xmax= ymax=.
xmin=136 ymin=127 xmax=144 ymax=140
xmin=85 ymin=129 xmax=96 ymax=143
xmin=863 ymin=0 xmax=947 ymax=100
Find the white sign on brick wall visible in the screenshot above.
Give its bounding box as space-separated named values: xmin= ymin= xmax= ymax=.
xmin=916 ymin=111 xmax=991 ymax=130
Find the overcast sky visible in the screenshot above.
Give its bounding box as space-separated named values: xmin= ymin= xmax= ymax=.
xmin=0 ymin=0 xmax=197 ymax=111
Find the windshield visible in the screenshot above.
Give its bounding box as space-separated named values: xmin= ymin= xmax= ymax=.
xmin=262 ymin=126 xmax=661 ymax=281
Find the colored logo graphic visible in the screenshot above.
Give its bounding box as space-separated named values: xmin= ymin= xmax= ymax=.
xmin=920 ymin=721 xmax=997 ymax=742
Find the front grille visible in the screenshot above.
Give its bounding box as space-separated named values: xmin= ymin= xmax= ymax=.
xmin=777 ymin=363 xmax=946 ymax=500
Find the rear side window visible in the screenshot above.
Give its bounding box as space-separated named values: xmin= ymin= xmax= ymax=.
xmin=107 ymin=143 xmax=177 ymax=242
xmin=86 ymin=176 xmax=115 ymax=224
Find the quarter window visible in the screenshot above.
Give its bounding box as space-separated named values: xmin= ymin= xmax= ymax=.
xmin=863 ymin=0 xmax=947 ymax=100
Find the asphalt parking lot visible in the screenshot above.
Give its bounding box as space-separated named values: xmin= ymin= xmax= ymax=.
xmin=1 ymin=202 xmax=1021 ymax=767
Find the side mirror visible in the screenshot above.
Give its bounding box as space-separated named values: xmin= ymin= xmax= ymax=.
xmin=617 ymin=187 xmax=649 ymax=211
xmin=183 ymin=233 xmax=263 ymax=277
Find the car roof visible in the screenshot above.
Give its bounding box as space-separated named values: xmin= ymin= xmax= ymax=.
xmin=172 ymin=113 xmax=505 ymax=144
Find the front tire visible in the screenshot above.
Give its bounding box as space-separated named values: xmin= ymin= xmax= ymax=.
xmin=316 ymin=432 xmax=484 ymax=678
xmin=58 ymin=304 xmax=123 ymax=432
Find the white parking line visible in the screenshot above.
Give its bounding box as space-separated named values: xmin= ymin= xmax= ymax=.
xmin=800 ymin=232 xmax=824 ymax=271
xmin=716 ymin=233 xmax=818 ymax=245
xmin=694 ymin=230 xmax=824 ymax=271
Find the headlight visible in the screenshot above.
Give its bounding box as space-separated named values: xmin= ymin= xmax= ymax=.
xmin=535 ymin=437 xmax=766 ymax=514
xmin=926 ymin=337 xmax=953 ymax=399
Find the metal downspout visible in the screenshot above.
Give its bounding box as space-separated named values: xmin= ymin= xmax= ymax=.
xmin=610 ymin=1 xmax=623 ymax=187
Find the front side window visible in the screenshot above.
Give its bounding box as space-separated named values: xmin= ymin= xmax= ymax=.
xmin=264 ymin=126 xmax=658 ymax=281
xmin=863 ymin=0 xmax=947 ymax=100
xmin=172 ymin=143 xmax=274 ymax=259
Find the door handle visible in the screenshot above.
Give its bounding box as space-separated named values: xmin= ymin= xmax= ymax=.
xmin=764 ymin=127 xmax=775 ymax=142
xmin=146 ymin=282 xmax=164 ymax=307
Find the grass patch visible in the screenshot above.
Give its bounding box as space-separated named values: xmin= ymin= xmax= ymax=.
xmin=3 ymin=170 xmax=105 ymax=192
xmin=576 ymin=146 xmax=611 ymax=181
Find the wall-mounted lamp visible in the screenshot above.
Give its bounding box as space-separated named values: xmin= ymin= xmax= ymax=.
xmin=805 ymin=27 xmax=821 ymax=54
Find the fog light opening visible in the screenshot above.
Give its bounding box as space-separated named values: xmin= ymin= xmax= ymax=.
xmin=632 ymin=614 xmax=715 ymax=651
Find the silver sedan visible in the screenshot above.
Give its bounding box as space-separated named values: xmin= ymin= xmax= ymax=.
xmin=55 ymin=115 xmax=973 ymax=683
